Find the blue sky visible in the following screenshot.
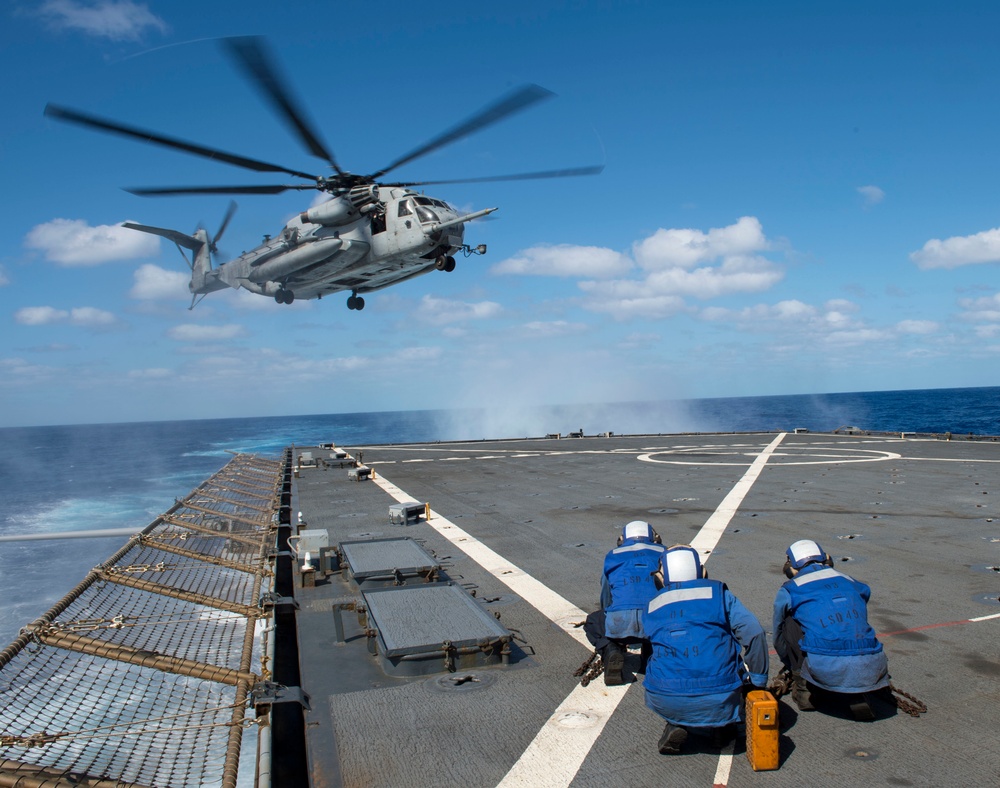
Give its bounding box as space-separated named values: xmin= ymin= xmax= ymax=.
xmin=2 ymin=1 xmax=999 ymax=428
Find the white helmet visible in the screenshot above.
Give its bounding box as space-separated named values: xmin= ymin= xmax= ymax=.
xmin=618 ymin=520 xmax=661 ymax=545
xmin=661 ymin=545 xmax=705 ymax=582
xmin=786 ymin=539 xmax=828 ymax=571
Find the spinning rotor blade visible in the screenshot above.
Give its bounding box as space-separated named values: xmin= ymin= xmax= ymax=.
xmin=224 ymin=36 xmax=344 ymax=175
xmin=45 ymin=104 xmax=320 ymax=181
xmin=369 ymin=84 xmax=555 ymax=180
xmin=125 ymin=184 xmax=316 ymax=196
xmin=384 ymin=164 xmax=605 ymax=188
xmin=213 ymin=200 xmax=238 ymax=250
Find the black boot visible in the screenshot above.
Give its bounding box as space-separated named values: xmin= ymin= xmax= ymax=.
xmin=710 ymin=723 xmax=737 ymax=748
xmin=791 ymin=672 xmax=815 ymax=711
xmin=849 ymin=693 xmax=875 ymax=721
xmin=602 ymin=643 xmax=626 ymax=686
xmin=657 ymin=722 xmax=688 ymax=754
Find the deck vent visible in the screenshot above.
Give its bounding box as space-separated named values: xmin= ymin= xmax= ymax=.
xmin=339 ymin=537 xmax=439 ymax=586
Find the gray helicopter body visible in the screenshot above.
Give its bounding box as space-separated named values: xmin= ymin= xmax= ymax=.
xmin=125 ymin=186 xmax=494 ymax=309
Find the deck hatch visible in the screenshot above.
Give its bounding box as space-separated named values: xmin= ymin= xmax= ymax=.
xmin=362 ymin=583 xmax=511 ymax=675
xmin=339 ymin=537 xmax=439 ymax=583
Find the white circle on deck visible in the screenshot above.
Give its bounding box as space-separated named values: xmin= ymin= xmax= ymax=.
xmin=552 ymin=710 xmax=601 ymax=729
xmin=638 ymin=444 xmax=901 ymax=466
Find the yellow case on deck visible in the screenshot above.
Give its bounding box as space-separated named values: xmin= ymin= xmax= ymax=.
xmin=745 ymin=690 xmax=780 ymax=771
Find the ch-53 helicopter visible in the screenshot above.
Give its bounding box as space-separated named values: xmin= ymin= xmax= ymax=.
xmin=44 ymin=37 xmax=602 ymax=311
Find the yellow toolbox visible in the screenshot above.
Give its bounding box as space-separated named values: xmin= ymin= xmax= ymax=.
xmin=745 ymin=690 xmax=780 ymax=771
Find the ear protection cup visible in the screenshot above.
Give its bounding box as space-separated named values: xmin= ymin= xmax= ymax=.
xmin=782 ymin=559 xmax=795 ymax=579
xmin=617 ymin=534 xmax=624 ymax=546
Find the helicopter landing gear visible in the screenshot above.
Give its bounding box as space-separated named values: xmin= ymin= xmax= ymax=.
xmin=347 ymin=292 xmax=365 ymax=311
xmin=275 ymin=288 xmax=295 ymax=304
xmin=435 ymin=255 xmax=456 ymax=272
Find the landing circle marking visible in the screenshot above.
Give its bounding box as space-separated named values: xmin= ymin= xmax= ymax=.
xmin=638 ymin=444 xmax=901 ymax=466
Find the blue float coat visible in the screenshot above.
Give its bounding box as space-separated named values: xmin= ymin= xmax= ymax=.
xmin=642 ymin=579 xmax=768 ymax=727
xmin=599 ymin=539 xmax=665 ymax=640
xmin=773 ymin=564 xmax=890 ymax=693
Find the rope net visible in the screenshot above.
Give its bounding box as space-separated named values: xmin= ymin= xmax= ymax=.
xmin=0 ymin=453 xmax=283 ymax=788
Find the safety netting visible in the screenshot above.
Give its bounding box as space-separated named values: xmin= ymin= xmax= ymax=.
xmin=0 ymin=453 xmax=282 ymax=788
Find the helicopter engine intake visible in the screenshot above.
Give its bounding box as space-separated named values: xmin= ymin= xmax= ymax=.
xmin=300 ymin=185 xmax=380 ymax=227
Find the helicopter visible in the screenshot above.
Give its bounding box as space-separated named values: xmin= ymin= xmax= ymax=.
xmin=44 ymin=37 xmax=602 ymax=311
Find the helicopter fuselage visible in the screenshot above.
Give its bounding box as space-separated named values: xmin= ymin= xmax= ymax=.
xmin=200 ymin=187 xmax=493 ymax=308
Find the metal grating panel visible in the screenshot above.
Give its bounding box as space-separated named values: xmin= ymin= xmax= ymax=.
xmin=340 ymin=537 xmax=439 ymax=581
xmin=363 ymin=583 xmax=509 ymax=657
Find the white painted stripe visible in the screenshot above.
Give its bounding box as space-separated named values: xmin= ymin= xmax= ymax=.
xmin=372 ymin=434 xmax=786 ymax=787
xmin=690 ymin=433 xmax=786 ymax=559
xmin=648 ymin=586 xmax=713 ymax=613
xmin=712 ymin=742 xmax=735 ymax=785
xmin=969 ymin=612 xmax=1000 ymax=622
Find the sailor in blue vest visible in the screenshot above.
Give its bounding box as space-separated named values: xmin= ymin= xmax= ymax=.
xmin=642 ymin=545 xmax=768 ymax=754
xmin=773 ymin=539 xmax=889 ymax=720
xmin=583 ymin=521 xmax=665 ymax=685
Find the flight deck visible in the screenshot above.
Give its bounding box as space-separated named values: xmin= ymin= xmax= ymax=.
xmin=289 ymin=431 xmax=1000 ymax=787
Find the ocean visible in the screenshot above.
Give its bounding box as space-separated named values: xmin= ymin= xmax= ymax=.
xmin=0 ymin=385 xmax=997 ymax=645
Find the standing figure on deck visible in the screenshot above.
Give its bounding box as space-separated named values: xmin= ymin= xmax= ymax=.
xmin=773 ymin=539 xmax=890 ymax=720
xmin=642 ymin=545 xmax=768 ymax=754
xmin=584 ymin=521 xmax=665 ymax=685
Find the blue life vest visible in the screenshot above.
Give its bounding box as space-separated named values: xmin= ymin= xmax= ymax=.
xmin=642 ymin=579 xmax=743 ymax=695
xmin=603 ymin=541 xmax=665 ymax=612
xmin=784 ymin=566 xmax=882 ymax=657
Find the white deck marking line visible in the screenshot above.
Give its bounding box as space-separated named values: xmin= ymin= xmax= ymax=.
xmin=373 ymin=434 xmax=786 ymax=787
xmin=969 ymin=612 xmax=1000 ymax=622
xmin=712 ymin=741 xmax=735 ymax=787
xmin=691 ymin=432 xmax=786 ymax=558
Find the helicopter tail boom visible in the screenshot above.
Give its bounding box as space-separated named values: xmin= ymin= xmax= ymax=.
xmin=123 ymin=222 xmax=227 ymax=297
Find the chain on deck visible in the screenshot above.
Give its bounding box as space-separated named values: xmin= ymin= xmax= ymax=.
xmin=0 ymin=453 xmax=285 ymax=788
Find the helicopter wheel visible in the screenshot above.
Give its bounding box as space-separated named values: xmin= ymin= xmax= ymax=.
xmin=444 ymin=255 xmax=456 ymax=272
xmin=347 ymin=294 xmax=365 ymax=311
xmin=275 ymin=288 xmax=295 ymax=304
xmin=435 ymin=255 xmax=447 ymax=270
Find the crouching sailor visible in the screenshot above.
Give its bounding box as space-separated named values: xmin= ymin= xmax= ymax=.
xmin=773 ymin=539 xmax=890 ymax=720
xmin=642 ymin=545 xmax=768 ymax=754
xmin=584 ymin=521 xmax=665 ymax=685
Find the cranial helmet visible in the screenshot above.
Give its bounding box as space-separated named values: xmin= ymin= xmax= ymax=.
xmin=786 ymin=539 xmax=829 ymax=571
xmin=661 ymin=545 xmax=706 ymax=582
xmin=618 ymin=520 xmax=660 ymax=545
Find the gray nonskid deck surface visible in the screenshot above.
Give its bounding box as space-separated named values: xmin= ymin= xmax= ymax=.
xmin=292 ymin=433 xmax=1000 ymax=787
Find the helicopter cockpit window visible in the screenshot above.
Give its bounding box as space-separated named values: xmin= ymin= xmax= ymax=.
xmin=414 ymin=205 xmax=438 ymax=224
xmin=397 ymin=200 xmax=412 ymax=217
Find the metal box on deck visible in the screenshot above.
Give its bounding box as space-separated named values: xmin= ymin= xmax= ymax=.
xmin=361 ymin=582 xmax=511 ymax=676
xmin=389 ymin=501 xmax=425 ymax=525
xmin=288 ymin=529 xmax=329 ymax=558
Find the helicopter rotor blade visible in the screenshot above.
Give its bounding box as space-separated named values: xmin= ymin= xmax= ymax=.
xmin=212 ymin=200 xmax=238 ymax=252
xmin=382 ymin=164 xmax=604 ymax=188
xmin=45 ymin=104 xmax=320 ymax=181
xmin=369 ymin=84 xmax=555 ymax=181
xmin=124 ymin=183 xmax=316 ymax=196
xmin=223 ymin=36 xmax=344 ymax=176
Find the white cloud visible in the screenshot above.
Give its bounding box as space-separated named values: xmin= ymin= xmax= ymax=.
xmin=857 ymin=185 xmax=885 ymax=207
xmin=414 ymin=295 xmax=502 ymax=325
xmin=492 ymin=244 xmax=632 ymax=278
xmin=167 ymin=324 xmax=246 ymax=341
xmin=896 ymin=319 xmax=938 ymax=335
xmin=911 ymin=227 xmax=1000 ymax=269
xmin=130 ymin=264 xmax=189 ymax=300
xmin=521 ymin=320 xmax=587 ymax=337
xmin=500 ymin=218 xmax=784 ymax=321
xmin=958 ymin=292 xmax=1000 ymax=322
xmin=25 ymin=219 xmax=159 ymax=266
xmin=0 ymin=266 xmax=9 ymax=286
xmin=127 ymin=368 xmax=172 ymax=379
xmin=633 ymin=216 xmax=768 ymax=271
xmin=14 ymin=305 xmax=115 ymax=327
xmin=36 ymin=1 xmax=167 ymax=41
